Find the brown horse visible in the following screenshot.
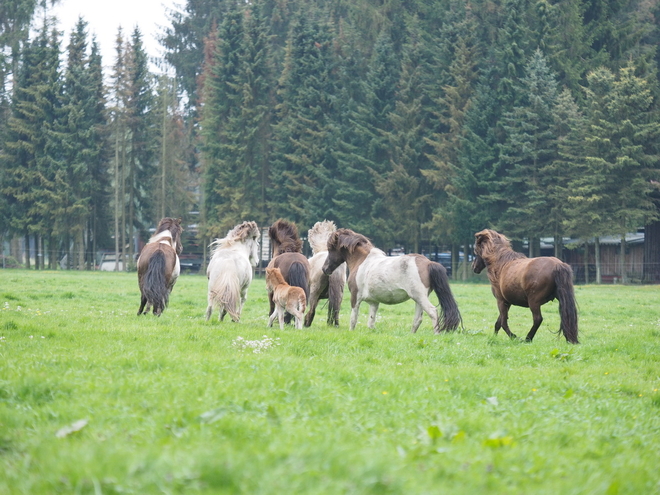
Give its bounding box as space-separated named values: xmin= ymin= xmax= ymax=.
xmin=304 ymin=220 xmax=346 ymax=327
xmin=267 ymin=219 xmax=310 ymax=323
xmin=322 ymin=229 xmax=462 ymax=333
xmin=472 ymin=229 xmax=579 ymax=343
xmin=137 ymin=217 xmax=183 ymax=316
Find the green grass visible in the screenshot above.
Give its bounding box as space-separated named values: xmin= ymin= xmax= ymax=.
xmin=1 ymin=269 xmax=659 ymax=494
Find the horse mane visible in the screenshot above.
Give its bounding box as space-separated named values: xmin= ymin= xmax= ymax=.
xmin=209 ymin=221 xmax=259 ymax=257
xmin=327 ymin=228 xmax=373 ymax=254
xmin=269 ymin=219 xmax=302 ymax=255
xmin=308 ymin=220 xmax=336 ymax=254
xmin=475 ymin=229 xmax=525 ymax=264
xmin=151 ymin=217 xmax=183 ymax=255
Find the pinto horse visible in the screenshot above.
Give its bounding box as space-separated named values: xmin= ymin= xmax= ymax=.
xmin=322 ymin=229 xmax=462 ymax=333
xmin=304 ymin=220 xmax=346 ymax=327
xmin=472 ymin=229 xmax=579 ymax=344
xmin=137 ymin=217 xmax=183 ymax=316
xmin=267 ymin=219 xmax=310 ymax=323
xmin=205 ymin=221 xmax=260 ymax=322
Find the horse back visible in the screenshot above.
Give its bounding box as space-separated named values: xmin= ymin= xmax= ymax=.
xmin=500 ymin=256 xmax=564 ymax=306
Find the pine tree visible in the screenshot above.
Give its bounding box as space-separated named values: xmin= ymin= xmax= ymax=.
xmin=1 ymin=19 xmax=63 ymax=268
xmin=269 ymin=11 xmax=338 ymax=227
xmin=373 ymin=17 xmax=434 ymax=253
xmin=494 ymin=49 xmax=560 ymax=248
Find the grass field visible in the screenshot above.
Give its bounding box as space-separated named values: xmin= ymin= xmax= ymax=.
xmin=1 ymin=269 xmax=659 ymax=494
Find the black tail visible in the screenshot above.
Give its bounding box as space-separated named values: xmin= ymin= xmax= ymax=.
xmin=429 ymin=262 xmax=462 ymax=332
xmin=327 ymin=269 xmax=344 ymax=326
xmin=143 ymin=251 xmax=169 ymax=315
xmin=554 ymin=264 xmax=579 ymax=344
xmin=287 ymin=261 xmax=309 ymax=299
xmin=284 ymin=261 xmax=309 ymax=324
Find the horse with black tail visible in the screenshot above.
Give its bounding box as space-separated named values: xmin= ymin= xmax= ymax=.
xmin=472 ymin=229 xmax=579 ymax=344
xmin=304 ymin=220 xmax=346 ymax=327
xmin=267 ymin=219 xmax=310 ymax=324
xmin=322 ymin=228 xmax=462 ymax=333
xmin=137 ymin=217 xmax=183 ymax=316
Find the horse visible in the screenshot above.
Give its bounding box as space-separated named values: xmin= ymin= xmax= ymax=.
xmin=205 ymin=221 xmax=260 ymax=322
xmin=472 ymin=229 xmax=579 ymax=344
xmin=137 ymin=217 xmax=183 ymax=316
xmin=304 ymin=220 xmax=346 ymax=327
xmin=322 ymin=228 xmax=462 ymax=333
xmin=267 ymin=219 xmax=310 ymax=323
xmin=266 ymin=267 xmax=307 ymax=330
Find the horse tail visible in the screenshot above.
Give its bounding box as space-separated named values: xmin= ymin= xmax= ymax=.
xmin=143 ymin=250 xmax=169 ymax=315
xmin=209 ymin=270 xmax=241 ymax=322
xmin=287 ymin=261 xmax=309 ymax=299
xmin=327 ymin=268 xmax=345 ymax=326
xmin=554 ymin=264 xmax=579 ymax=344
xmin=429 ymin=262 xmax=462 ymax=332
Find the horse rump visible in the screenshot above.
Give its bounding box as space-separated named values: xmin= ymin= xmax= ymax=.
xmin=429 ymin=262 xmax=462 ymax=332
xmin=554 ymin=263 xmax=579 ymax=344
xmin=140 ymin=250 xmax=169 ymax=316
xmin=207 ymin=270 xmax=241 ymax=322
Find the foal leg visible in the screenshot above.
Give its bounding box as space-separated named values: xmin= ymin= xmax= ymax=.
xmin=367 ymin=303 xmax=379 ymax=329
xmin=496 ymin=300 xmax=517 ymax=339
xmin=268 ymin=310 xmax=277 ymax=328
xmin=524 ymin=305 xmax=544 ymax=342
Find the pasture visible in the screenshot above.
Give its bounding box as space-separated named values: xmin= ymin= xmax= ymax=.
xmin=1 ymin=269 xmax=659 ymax=494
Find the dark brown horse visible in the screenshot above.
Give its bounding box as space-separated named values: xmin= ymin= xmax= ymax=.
xmin=472 ymin=229 xmax=579 ymax=343
xmin=137 ymin=217 xmax=183 ymax=316
xmin=322 ymin=229 xmax=462 ymax=333
xmin=267 ymin=219 xmax=310 ymax=323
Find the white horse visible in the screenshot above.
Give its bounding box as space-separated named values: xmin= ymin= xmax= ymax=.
xmin=322 ymin=229 xmax=462 ymax=333
xmin=304 ymin=220 xmax=346 ymax=327
xmin=206 ymin=221 xmax=260 ymax=322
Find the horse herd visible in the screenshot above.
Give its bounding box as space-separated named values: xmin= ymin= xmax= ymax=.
xmin=137 ymin=217 xmax=579 ymax=344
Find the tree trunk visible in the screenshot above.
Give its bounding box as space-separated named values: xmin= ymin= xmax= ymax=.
xmin=451 ymin=243 xmax=459 ymax=280
xmin=643 ymin=219 xmax=660 ymax=283
xmin=595 ymin=237 xmax=601 ymax=284
xmin=25 ymin=233 xmax=30 ymax=269
xmin=583 ymin=240 xmax=589 ymax=284
xmin=78 ymin=228 xmax=85 ymax=270
xmin=620 ymin=234 xmax=627 ymax=284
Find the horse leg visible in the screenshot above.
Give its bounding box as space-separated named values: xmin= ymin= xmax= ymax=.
xmin=414 ymin=295 xmax=439 ymax=333
xmin=220 ymin=308 xmax=227 ymax=321
xmin=138 ymin=294 xmax=147 ymax=315
xmin=525 ymin=305 xmax=543 ymax=342
xmin=496 ymin=300 xmax=517 ymax=339
xmin=350 ymin=302 xmax=361 ymax=331
xmin=205 ymin=305 xmax=213 ymax=321
xmin=367 ymin=303 xmax=379 ymax=329
xmin=411 ymin=303 xmax=424 ymax=333
xmin=304 ymin=289 xmax=320 ymax=328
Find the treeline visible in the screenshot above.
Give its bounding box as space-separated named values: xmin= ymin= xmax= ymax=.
xmin=0 ymin=7 xmax=193 ymax=269
xmin=167 ymin=0 xmax=660 ymax=262
xmin=1 ymin=0 xmax=660 ymax=272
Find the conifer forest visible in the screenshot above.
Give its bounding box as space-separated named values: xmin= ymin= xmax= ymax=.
xmin=1 ymin=0 xmax=660 ymax=278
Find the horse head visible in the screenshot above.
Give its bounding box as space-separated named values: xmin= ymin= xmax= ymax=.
xmin=322 ymin=228 xmax=371 ymax=275
xmin=308 ymin=220 xmax=337 ymax=255
xmin=269 ymin=219 xmax=302 ymax=256
xmin=155 ymin=217 xmax=183 ymax=255
xmin=473 ymin=229 xmax=519 ymax=269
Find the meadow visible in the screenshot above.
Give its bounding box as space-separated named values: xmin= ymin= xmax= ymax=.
xmin=0 ymin=269 xmax=659 ymax=494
